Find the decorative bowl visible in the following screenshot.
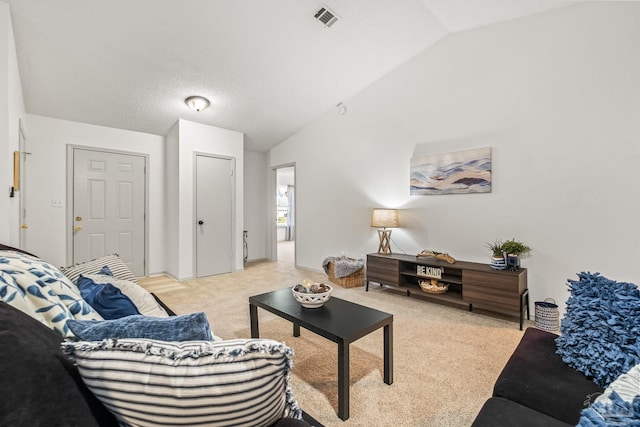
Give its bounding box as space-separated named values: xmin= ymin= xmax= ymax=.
xmin=418 ymin=279 xmax=449 ymax=294
xmin=292 ymin=283 xmax=333 ymax=308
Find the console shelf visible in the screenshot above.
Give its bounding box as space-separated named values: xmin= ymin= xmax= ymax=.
xmin=366 ymin=253 xmax=529 ymax=330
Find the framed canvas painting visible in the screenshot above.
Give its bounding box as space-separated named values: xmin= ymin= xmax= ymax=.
xmin=410 ymin=147 xmax=492 ymax=195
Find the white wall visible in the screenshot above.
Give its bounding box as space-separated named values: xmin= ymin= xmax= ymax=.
xmin=0 ymin=3 xmax=25 ymax=247
xmin=270 ymin=2 xmax=640 ymax=312
xmin=19 ymin=115 xmax=243 ymax=278
xmin=24 ymin=115 xmax=166 ymax=272
xmin=165 ymin=119 xmax=244 ymax=279
xmin=244 ymin=149 xmax=268 ymax=261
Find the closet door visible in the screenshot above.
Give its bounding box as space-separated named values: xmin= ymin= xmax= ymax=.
xmin=195 ymin=154 xmax=233 ymax=277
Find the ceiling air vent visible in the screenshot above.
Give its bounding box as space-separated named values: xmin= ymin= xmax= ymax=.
xmin=313 ymin=5 xmax=340 ymax=28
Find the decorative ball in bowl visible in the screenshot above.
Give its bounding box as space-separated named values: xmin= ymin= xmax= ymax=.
xmin=292 ymin=282 xmax=333 ymax=308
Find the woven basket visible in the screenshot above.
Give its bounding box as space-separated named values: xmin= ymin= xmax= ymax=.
xmin=535 ymin=298 xmax=559 ymax=332
xmin=418 ymin=279 xmax=449 ymax=294
xmin=327 ymin=262 xmax=364 ymax=288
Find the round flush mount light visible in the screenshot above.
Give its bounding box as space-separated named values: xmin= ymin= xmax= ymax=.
xmin=185 ymin=96 xmax=210 ymax=112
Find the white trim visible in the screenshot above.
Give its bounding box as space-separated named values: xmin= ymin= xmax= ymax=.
xmin=272 ymin=163 xmax=296 ymax=267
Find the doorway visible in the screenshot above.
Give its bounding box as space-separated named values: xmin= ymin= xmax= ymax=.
xmin=275 ymin=166 xmax=295 ymax=264
xmin=195 ymin=154 xmax=234 ymax=277
xmin=70 ymin=147 xmax=147 ymax=276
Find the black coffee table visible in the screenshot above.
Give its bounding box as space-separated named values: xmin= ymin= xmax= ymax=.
xmin=249 ymin=287 xmax=393 ymax=421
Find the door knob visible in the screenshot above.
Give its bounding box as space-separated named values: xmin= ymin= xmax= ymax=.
xmin=198 ymin=220 xmax=204 ymax=225
xmin=75 ymin=225 xmax=83 ymax=232
xmin=21 ymin=224 xmax=28 ymax=229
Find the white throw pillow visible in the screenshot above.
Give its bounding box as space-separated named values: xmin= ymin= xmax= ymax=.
xmin=596 ymin=363 xmax=640 ymax=404
xmin=61 ymin=338 xmax=303 ymax=427
xmin=83 ymin=274 xmax=168 ymax=317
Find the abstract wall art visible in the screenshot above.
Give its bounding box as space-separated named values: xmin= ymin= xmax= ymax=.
xmin=410 ymin=147 xmax=492 ymax=195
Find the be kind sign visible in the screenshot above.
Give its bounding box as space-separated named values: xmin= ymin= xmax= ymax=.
xmin=417 ymin=265 xmax=443 ymax=279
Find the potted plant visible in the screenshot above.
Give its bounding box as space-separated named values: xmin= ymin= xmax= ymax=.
xmin=501 ymin=238 xmax=531 ymax=270
xmin=485 ymin=239 xmax=506 ymax=270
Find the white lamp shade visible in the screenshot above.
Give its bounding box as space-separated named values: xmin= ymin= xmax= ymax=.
xmin=371 ymin=209 xmax=399 ymax=228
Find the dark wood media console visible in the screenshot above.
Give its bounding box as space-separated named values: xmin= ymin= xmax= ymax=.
xmin=366 ymin=253 xmax=529 ymax=330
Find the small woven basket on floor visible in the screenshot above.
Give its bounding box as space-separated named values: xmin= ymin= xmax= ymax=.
xmin=535 ymin=298 xmax=559 ymax=332
xmin=327 ymin=262 xmax=364 ymax=288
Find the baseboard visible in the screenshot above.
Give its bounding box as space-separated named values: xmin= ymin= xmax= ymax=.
xmin=245 ymin=257 xmax=269 ymax=263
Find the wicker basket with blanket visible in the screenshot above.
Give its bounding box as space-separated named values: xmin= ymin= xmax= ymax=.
xmin=322 ymin=256 xmax=365 ymax=288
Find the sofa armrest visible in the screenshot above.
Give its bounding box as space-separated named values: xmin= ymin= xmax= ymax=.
xmin=0 ymin=302 xmax=118 ymax=426
xmin=0 ymin=243 xmax=38 ymax=257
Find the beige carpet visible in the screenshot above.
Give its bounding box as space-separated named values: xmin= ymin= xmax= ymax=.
xmin=140 ymin=256 xmax=528 ymax=427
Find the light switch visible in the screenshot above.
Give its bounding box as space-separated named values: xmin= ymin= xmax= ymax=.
xmin=52 ymin=199 xmax=64 ymax=208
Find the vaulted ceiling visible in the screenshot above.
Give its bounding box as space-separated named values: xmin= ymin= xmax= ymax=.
xmin=3 ymin=0 xmax=577 ymax=151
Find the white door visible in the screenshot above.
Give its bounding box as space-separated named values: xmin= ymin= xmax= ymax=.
xmin=73 ymin=149 xmax=146 ymax=276
xmin=196 ymin=155 xmax=233 ymax=277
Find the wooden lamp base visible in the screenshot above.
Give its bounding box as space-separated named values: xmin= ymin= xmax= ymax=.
xmin=377 ymin=229 xmax=392 ymax=254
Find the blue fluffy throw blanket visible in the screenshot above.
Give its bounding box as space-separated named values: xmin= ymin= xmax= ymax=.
xmin=322 ymin=256 xmax=365 ymax=278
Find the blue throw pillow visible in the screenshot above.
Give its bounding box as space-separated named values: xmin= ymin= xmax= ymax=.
xmin=556 ymin=272 xmax=640 ymax=387
xmin=76 ymin=274 xmax=140 ymax=320
xmin=67 ymin=312 xmax=214 ymax=341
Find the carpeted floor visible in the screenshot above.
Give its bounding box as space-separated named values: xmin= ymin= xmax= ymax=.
xmin=139 ymin=254 xmax=528 ymax=427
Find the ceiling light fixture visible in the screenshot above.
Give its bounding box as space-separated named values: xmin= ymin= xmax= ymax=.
xmin=185 ymin=96 xmax=210 ymax=112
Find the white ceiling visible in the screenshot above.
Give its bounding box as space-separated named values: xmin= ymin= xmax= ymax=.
xmin=3 ymin=0 xmax=577 ymax=151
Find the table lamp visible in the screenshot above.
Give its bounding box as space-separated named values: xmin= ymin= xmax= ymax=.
xmin=371 ymin=209 xmax=399 ymax=254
